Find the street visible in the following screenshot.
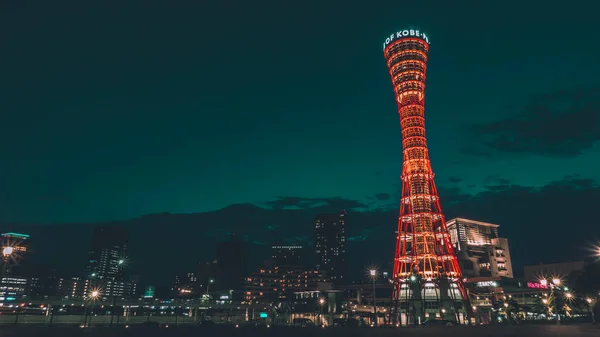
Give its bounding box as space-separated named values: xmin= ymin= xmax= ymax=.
xmin=0 ymin=324 xmax=598 ymax=337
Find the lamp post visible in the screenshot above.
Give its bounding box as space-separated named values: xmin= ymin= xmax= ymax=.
xmin=205 ymin=278 xmax=215 ymax=301
xmin=84 ymin=290 xmax=100 ymax=327
xmin=369 ymin=269 xmax=378 ymax=327
xmin=110 ymin=259 xmax=126 ymax=327
xmin=586 ymin=298 xmax=596 ymax=324
xmin=319 ymin=297 xmax=326 ymax=327
xmin=541 ymin=278 xmax=561 ymax=325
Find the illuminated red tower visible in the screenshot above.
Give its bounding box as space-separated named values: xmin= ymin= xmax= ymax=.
xmin=382 ymin=29 xmax=468 ymax=325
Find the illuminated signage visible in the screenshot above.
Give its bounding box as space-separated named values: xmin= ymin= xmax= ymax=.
xmin=383 ymin=29 xmax=429 ymax=51
xmin=476 ymin=281 xmax=498 ymax=287
xmin=143 ymin=286 xmax=155 ymax=298
xmin=527 ymin=282 xmax=548 ymax=289
xmin=259 ymin=312 xmax=268 ymax=318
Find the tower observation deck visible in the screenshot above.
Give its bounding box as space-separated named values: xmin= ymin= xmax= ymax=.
xmin=382 ymin=29 xmax=469 ymax=325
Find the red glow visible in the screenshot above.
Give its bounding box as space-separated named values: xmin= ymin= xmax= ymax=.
xmin=384 ymin=36 xmax=467 ymax=305
xmin=527 ymin=282 xmax=548 ymax=289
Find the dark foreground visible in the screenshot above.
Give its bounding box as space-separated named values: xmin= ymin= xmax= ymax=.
xmin=0 ymin=324 xmax=598 ymax=337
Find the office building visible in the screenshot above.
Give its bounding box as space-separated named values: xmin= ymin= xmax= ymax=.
xmin=315 ymin=211 xmax=347 ymax=283
xmin=1 ymin=232 xmax=30 ymax=275
xmin=0 ymin=233 xmax=31 ymax=301
xmin=215 ymin=234 xmax=247 ymax=292
xmin=271 ymin=245 xmax=304 ymax=266
xmin=86 ymin=226 xmax=129 ymax=298
xmin=86 ymin=226 xmax=127 ymax=281
xmin=244 ymin=267 xmax=322 ymax=303
xmin=446 ymin=218 xmax=513 ymax=278
xmin=173 ymin=271 xmax=198 ymax=297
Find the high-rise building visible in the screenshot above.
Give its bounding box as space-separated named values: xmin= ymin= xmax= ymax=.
xmin=173 ymin=271 xmax=198 ymax=297
xmin=315 ymin=211 xmax=347 ymax=283
xmin=1 ymin=232 xmax=31 ymax=301
xmin=86 ymin=226 xmax=128 ymax=281
xmin=86 ymin=226 xmax=128 ymax=298
xmin=1 ymin=232 xmax=30 ymax=275
xmin=271 ymin=245 xmax=304 ymax=266
xmin=383 ymin=29 xmax=468 ymax=324
xmin=215 ymin=234 xmax=246 ymax=293
xmin=446 ymin=218 xmax=513 ymax=278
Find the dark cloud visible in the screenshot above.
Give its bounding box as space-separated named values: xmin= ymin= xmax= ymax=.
xmin=448 ymin=176 xmax=463 ymax=183
xmin=373 ymin=193 xmax=391 ymax=200
xmin=440 ymin=175 xmax=600 ymax=271
xmin=17 ymin=176 xmax=600 ymax=284
xmin=483 ymin=174 xmax=511 ymax=186
xmin=262 ymin=196 xmax=367 ymax=211
xmin=464 ymin=87 xmax=600 ymax=157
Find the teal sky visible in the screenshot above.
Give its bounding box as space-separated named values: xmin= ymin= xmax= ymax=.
xmin=1 ymin=0 xmax=599 ymax=224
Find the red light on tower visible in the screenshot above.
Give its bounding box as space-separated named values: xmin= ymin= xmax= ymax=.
xmin=383 ymin=29 xmax=468 ymax=325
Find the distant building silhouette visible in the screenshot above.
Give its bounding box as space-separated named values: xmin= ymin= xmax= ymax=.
xmin=314 ymin=211 xmax=347 ymax=284
xmin=271 ymin=245 xmax=304 ymax=267
xmin=85 ymin=226 xmax=135 ymax=299
xmin=215 ymin=234 xmax=247 ymax=294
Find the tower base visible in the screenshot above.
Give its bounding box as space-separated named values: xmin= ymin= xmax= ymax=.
xmin=390 ymin=276 xmax=469 ymax=326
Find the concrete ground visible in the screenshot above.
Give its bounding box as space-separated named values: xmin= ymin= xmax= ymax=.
xmin=0 ymin=324 xmax=598 ymax=337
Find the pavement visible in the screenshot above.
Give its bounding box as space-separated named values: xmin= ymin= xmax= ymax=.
xmin=0 ymin=324 xmax=598 ymax=337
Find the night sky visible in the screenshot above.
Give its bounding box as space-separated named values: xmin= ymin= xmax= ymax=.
xmin=1 ymin=1 xmax=600 ymax=283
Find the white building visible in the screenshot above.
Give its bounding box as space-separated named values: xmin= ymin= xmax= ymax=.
xmin=446 ymin=218 xmax=513 ymax=278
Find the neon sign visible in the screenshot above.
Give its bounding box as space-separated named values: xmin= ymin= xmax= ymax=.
xmin=527 ymin=282 xmax=548 ymax=289
xmin=383 ymin=29 xmax=430 ymax=51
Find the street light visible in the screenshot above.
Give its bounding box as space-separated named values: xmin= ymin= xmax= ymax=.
xmin=2 ymin=247 xmax=13 ymax=257
xmin=586 ymin=298 xmax=596 ymax=324
xmin=84 ymin=290 xmax=100 ymax=327
xmin=368 ymin=268 xmax=378 ymax=327
xmin=318 ymin=297 xmax=326 ymax=326
xmin=205 ymin=278 xmax=215 ymax=302
xmin=540 ymin=277 xmax=561 ymax=325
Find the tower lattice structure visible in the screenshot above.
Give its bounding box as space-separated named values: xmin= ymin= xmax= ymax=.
xmin=382 ymin=30 xmax=468 ymax=325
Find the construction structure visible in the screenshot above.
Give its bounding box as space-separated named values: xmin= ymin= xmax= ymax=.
xmin=382 ymin=29 xmax=468 ymax=325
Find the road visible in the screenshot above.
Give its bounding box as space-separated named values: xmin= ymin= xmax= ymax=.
xmin=0 ymin=324 xmax=598 ymax=337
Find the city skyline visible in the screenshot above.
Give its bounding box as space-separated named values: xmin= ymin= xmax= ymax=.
xmin=1 ymin=1 xmax=600 ymax=285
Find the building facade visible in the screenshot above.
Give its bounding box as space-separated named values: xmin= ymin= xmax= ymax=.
xmin=272 ymin=245 xmax=304 ymax=266
xmin=315 ymin=212 xmax=347 ymax=284
xmin=216 ymin=235 xmax=247 ymax=293
xmin=85 ymin=226 xmax=130 ymax=299
xmin=446 ymin=218 xmax=513 ymax=278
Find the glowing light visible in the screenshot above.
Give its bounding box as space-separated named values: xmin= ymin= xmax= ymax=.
xmin=319 ymin=298 xmax=325 ymax=305
xmin=384 ymin=30 xmax=466 ymax=320
xmin=586 ymin=298 xmax=592 ymax=304
xmin=2 ymin=247 xmax=13 ymax=256
xmin=542 ymin=299 xmax=548 ymax=304
xmin=90 ymin=290 xmax=99 ymax=298
xmin=539 ymin=279 xmax=548 ymax=287
xmin=552 ymin=278 xmax=561 ymax=286
xmin=503 ymin=303 xmax=509 ymax=308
